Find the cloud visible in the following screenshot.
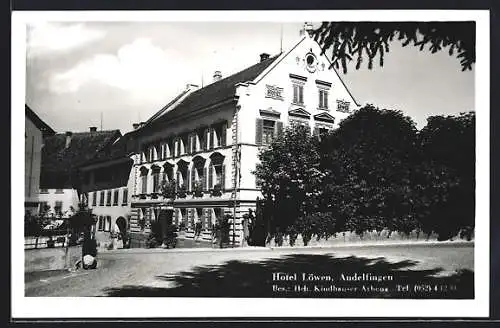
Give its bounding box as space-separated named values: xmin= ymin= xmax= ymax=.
xmin=27 ymin=22 xmax=106 ymax=56
xmin=48 ymin=38 xmax=196 ymax=103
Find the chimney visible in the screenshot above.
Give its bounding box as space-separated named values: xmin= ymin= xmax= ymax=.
xmin=213 ymin=71 xmax=222 ymax=82
xmin=186 ymin=83 xmax=199 ymax=90
xmin=139 ymin=122 xmax=146 ymax=128
xmin=89 ymin=126 xmax=97 ymax=133
xmin=260 ymin=53 xmax=270 ymax=62
xmin=133 ymin=123 xmax=140 ymax=130
xmin=65 ymin=131 xmax=72 ymax=149
xmin=300 ymin=22 xmax=314 ymax=37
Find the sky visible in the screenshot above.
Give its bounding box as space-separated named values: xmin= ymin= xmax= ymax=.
xmin=25 ymin=21 xmax=475 ymax=135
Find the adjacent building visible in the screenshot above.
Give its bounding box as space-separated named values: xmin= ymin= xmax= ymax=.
xmin=127 ymin=24 xmax=360 ymax=246
xmin=39 ymin=127 xmax=121 ymax=218
xmin=25 ymin=105 xmax=55 ymax=215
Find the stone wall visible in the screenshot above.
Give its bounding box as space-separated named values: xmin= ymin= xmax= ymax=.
xmin=25 ymin=245 xmax=82 ymax=272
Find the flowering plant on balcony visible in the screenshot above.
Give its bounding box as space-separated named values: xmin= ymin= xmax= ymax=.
xmin=211 ymin=183 xmax=223 ymax=197
xmin=176 ymin=184 xmax=187 ymax=198
xmin=160 ymin=179 xmax=177 ymax=200
xmin=193 ymin=181 xmax=204 ymax=198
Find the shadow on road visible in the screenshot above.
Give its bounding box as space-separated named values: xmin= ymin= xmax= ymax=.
xmin=103 ymin=253 xmax=473 ymax=298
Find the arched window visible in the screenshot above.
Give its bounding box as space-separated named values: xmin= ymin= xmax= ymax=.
xmin=191 ymin=156 xmax=206 ymax=193
xmin=151 ymin=165 xmax=161 ymax=194
xmin=139 ymin=167 xmax=149 ymax=194
xmin=163 ymin=162 xmax=174 ymax=182
xmin=209 ymin=152 xmax=226 ymax=191
xmin=176 ymin=160 xmax=189 ymax=188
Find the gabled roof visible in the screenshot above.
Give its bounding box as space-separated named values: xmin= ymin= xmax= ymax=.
xmin=25 ymin=105 xmax=55 ymax=137
xmin=40 ymin=129 xmax=121 ymax=188
xmin=144 ymin=54 xmax=280 ymax=130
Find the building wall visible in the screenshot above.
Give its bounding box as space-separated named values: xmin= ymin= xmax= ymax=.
xmin=236 ymin=34 xmax=359 ymax=197
xmin=38 ymin=189 xmax=79 ymax=216
xmin=25 ymin=116 xmax=43 ymax=213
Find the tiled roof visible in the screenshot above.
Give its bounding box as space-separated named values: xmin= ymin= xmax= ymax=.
xmin=145 ymin=54 xmax=280 ymax=129
xmin=25 ymin=105 xmax=55 ymax=137
xmin=80 ymin=132 xmax=135 ymax=167
xmin=40 ymin=130 xmax=121 ymax=188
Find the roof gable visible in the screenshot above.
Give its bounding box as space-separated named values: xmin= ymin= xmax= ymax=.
xmin=25 ymin=105 xmax=55 ymax=137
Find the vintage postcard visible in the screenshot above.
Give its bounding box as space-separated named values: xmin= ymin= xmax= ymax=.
xmin=12 ymin=9 xmax=490 ymax=318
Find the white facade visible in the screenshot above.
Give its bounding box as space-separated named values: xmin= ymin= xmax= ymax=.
xmin=38 ymin=188 xmax=79 ymax=217
xmin=129 ymin=27 xmax=359 ymax=246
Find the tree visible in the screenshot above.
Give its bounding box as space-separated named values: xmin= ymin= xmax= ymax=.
xmin=415 ymin=112 xmax=475 ymax=240
xmin=320 ymin=105 xmax=420 ymax=237
xmin=253 ymin=125 xmax=324 ymax=238
xmin=312 ymin=22 xmax=475 ymax=73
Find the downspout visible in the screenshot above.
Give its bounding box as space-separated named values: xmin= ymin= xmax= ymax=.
xmin=232 ymin=106 xmax=239 ymax=247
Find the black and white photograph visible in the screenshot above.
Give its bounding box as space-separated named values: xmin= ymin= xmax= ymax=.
xmin=12 ymin=10 xmax=489 ymax=318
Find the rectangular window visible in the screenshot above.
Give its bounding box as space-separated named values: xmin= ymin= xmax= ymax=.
xmin=40 ymin=189 xmax=48 ymax=194
xmin=98 ymin=216 xmax=104 ymax=231
xmin=122 ymin=188 xmax=128 ymax=206
xmin=55 ymin=189 xmax=64 ymax=194
xmin=54 ymin=201 xmax=63 ymax=216
xmin=99 ymin=191 xmax=105 ymax=206
xmin=292 ymin=84 xmax=304 ymax=105
xmin=262 ymin=120 xmax=276 ymax=146
xmin=265 ymin=84 xmax=284 ymax=100
xmin=319 ymin=89 xmax=329 ymax=109
xmin=113 ymin=189 xmax=119 ymax=206
xmin=106 ymin=190 xmax=112 ymax=206
xmin=39 ymin=201 xmax=48 ymax=215
xmin=105 ymin=216 xmax=111 ymax=232
xmin=92 ymin=192 xmax=97 ymax=206
xmin=152 ymin=172 xmax=160 ymax=193
xmin=141 ymin=174 xmax=148 ymax=194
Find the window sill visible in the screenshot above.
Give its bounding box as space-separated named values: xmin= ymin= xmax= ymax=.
xmin=291 ymin=102 xmax=305 ymax=107
xmin=318 ymin=107 xmax=329 ymax=111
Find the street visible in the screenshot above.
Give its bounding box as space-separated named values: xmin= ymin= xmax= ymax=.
xmin=25 ymin=243 xmax=474 ymax=298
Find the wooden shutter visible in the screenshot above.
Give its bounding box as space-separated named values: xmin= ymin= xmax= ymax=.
xmin=208 ymin=164 xmax=213 ymax=189
xmin=221 ymin=164 xmax=226 ymax=190
xmin=221 ymin=122 xmax=227 ymax=146
xmin=276 ymin=121 xmax=284 ymax=137
xmin=203 ymin=166 xmax=208 ymax=191
xmin=204 ymin=128 xmax=209 ymax=150
xmin=293 ymin=84 xmax=298 ymax=103
xmin=299 ymin=85 xmax=304 ymax=104
xmin=255 ymin=118 xmax=263 ymax=145
xmin=190 ymin=167 xmax=195 ymax=191
xmin=324 ymin=91 xmax=328 ymax=109
xmin=209 ymin=127 xmax=214 ymax=149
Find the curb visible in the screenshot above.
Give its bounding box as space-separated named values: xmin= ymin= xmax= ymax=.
xmin=99 ymin=240 xmax=473 ymax=254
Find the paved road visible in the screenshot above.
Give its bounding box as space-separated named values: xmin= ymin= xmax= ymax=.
xmin=25 ymin=243 xmax=474 ymax=298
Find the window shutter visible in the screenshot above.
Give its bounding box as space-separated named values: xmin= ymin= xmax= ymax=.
xmin=276 ymin=121 xmax=284 ymax=137
xmin=255 ymin=118 xmax=263 ymax=145
xmin=208 ymin=164 xmax=213 ymax=190
xmin=221 ymin=165 xmax=226 ymax=190
xmin=209 ymin=127 xmax=215 ymax=149
xmin=293 ymin=85 xmax=298 ymax=103
xmin=299 ymin=85 xmax=304 ymax=104
xmin=221 ymin=122 xmax=227 ymax=146
xmin=190 ymin=167 xmax=195 ymax=191
xmin=202 ymin=166 xmax=207 ymax=191
xmin=324 ymin=92 xmax=328 ymax=109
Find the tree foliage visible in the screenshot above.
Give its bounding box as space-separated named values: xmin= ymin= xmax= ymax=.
xmin=312 ymin=22 xmax=475 ymax=73
xmin=252 ymin=105 xmax=475 ymax=245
